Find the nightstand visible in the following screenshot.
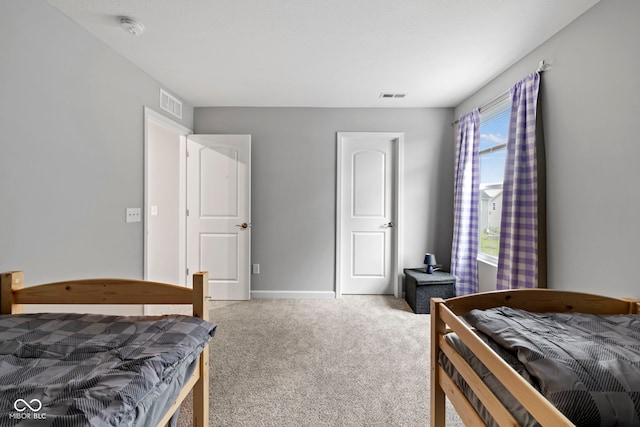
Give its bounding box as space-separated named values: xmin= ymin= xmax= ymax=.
xmin=403 ymin=269 xmax=456 ymax=314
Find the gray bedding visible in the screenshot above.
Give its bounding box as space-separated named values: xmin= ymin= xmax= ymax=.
xmin=440 ymin=331 xmax=540 ymax=427
xmin=0 ymin=313 xmax=216 ymax=427
xmin=445 ymin=307 xmax=640 ymax=427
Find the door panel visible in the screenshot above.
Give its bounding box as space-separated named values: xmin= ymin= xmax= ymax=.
xmin=338 ymin=133 xmax=400 ymax=295
xmin=187 ymin=134 xmax=251 ymax=300
xmin=201 ymin=233 xmax=238 ymax=281
xmin=200 ymin=146 xmax=239 ymax=217
xmin=353 ymin=150 xmax=386 ymax=217
xmin=352 ymin=232 xmax=386 ymax=277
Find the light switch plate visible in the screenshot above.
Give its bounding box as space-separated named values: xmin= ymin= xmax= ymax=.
xmin=126 ymin=208 xmax=141 ymax=223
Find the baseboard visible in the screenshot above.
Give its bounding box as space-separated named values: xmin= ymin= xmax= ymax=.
xmin=251 ymin=290 xmax=336 ymax=299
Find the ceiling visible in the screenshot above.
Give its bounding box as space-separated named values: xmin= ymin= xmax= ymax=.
xmin=47 ymin=0 xmax=599 ymax=108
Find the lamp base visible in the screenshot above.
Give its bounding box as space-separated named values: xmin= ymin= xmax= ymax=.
xmin=426 ymin=265 xmax=434 ymax=274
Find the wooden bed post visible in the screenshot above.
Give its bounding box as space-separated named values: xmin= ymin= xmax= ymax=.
xmin=192 ymin=271 xmax=210 ymax=427
xmin=431 ymin=297 xmax=446 ymax=427
xmin=1 ymin=271 xmax=24 ymax=314
xmin=622 ymin=298 xmax=640 ymax=314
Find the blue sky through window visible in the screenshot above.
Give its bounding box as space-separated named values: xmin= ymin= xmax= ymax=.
xmin=479 ymin=110 xmax=509 ymax=185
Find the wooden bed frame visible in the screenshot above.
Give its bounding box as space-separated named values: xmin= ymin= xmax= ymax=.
xmin=430 ymin=289 xmax=640 ymax=427
xmin=0 ymin=270 xmax=211 ymax=427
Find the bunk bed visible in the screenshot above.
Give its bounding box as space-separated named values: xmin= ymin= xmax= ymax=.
xmin=430 ymin=289 xmax=640 ymax=426
xmin=0 ymin=270 xmax=215 ymax=427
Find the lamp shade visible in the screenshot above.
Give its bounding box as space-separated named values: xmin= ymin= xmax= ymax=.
xmin=424 ymin=253 xmax=437 ymax=266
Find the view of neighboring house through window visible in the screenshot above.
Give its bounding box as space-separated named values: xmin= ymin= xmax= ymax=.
xmin=478 ymin=94 xmax=510 ymax=263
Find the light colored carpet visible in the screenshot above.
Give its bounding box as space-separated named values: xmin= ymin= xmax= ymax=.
xmin=168 ymin=296 xmax=464 ymax=426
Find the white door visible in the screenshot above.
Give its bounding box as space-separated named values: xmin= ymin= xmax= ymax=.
xmin=337 ymin=132 xmax=402 ymax=296
xmin=144 ymin=108 xmax=190 ymax=286
xmin=186 ymin=134 xmax=251 ymax=300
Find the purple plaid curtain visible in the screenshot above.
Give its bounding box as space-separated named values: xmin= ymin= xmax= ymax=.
xmin=496 ymin=73 xmax=541 ymax=290
xmin=451 ymin=110 xmax=480 ymax=296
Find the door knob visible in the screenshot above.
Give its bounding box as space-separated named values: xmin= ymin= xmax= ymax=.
xmin=387 ymin=222 xmax=394 ymax=228
xmin=236 ymin=223 xmax=249 ymax=229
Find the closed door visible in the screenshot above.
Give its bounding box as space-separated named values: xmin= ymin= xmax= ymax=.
xmin=186 ymin=134 xmax=251 ymax=300
xmin=337 ymin=132 xmax=402 ymax=295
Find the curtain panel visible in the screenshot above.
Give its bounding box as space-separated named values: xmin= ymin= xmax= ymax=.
xmin=496 ymin=72 xmax=545 ymax=290
xmin=451 ymin=110 xmax=480 ymax=296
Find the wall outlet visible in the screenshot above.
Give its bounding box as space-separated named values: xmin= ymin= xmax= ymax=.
xmin=126 ymin=208 xmax=141 ymax=223
xmin=252 ymin=264 xmax=260 ymax=274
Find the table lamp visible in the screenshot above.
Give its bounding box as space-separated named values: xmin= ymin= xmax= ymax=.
xmin=424 ymin=253 xmax=437 ymax=274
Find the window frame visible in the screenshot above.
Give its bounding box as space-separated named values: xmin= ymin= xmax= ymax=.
xmin=477 ymin=93 xmax=510 ymax=266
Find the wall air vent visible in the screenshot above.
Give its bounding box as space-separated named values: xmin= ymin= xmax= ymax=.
xmin=160 ymin=89 xmax=183 ymax=119
xmin=379 ymin=93 xmax=407 ymax=99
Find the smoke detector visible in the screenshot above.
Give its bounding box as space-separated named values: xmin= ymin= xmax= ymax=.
xmin=120 ymin=17 xmax=144 ymax=36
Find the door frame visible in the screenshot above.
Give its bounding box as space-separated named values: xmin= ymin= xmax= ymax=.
xmin=335 ymin=132 xmax=404 ymax=298
xmin=143 ymin=107 xmax=192 ymax=285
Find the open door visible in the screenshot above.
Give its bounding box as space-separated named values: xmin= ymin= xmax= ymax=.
xmin=186 ymin=134 xmax=251 ymax=300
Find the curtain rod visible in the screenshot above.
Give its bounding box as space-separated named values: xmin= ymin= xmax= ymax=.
xmin=451 ymin=60 xmax=550 ymax=127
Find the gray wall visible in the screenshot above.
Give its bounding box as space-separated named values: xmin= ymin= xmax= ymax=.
xmin=195 ymin=108 xmax=453 ymax=294
xmin=0 ymin=0 xmax=193 ymax=286
xmin=7 ymin=0 xmax=631 ymax=301
xmin=456 ymin=0 xmax=640 ymax=298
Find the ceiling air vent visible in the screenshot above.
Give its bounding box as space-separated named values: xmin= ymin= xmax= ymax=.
xmin=379 ymin=93 xmax=407 ymax=99
xmin=160 ymin=89 xmax=183 ymax=119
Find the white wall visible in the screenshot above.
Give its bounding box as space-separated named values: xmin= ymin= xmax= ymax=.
xmin=0 ymin=1 xmax=193 ymax=307
xmin=455 ymin=0 xmax=640 ymax=298
xmin=194 ymin=107 xmax=454 ymax=294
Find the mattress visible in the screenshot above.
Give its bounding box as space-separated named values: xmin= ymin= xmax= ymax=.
xmin=441 ymin=307 xmax=640 ymax=427
xmin=0 ymin=313 xmax=216 ymax=427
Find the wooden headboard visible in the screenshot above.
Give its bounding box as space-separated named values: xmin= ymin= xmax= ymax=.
xmin=0 ymin=271 xmax=209 ymax=321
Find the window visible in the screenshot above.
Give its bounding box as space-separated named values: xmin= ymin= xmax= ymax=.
xmin=478 ymin=94 xmax=510 ymax=263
